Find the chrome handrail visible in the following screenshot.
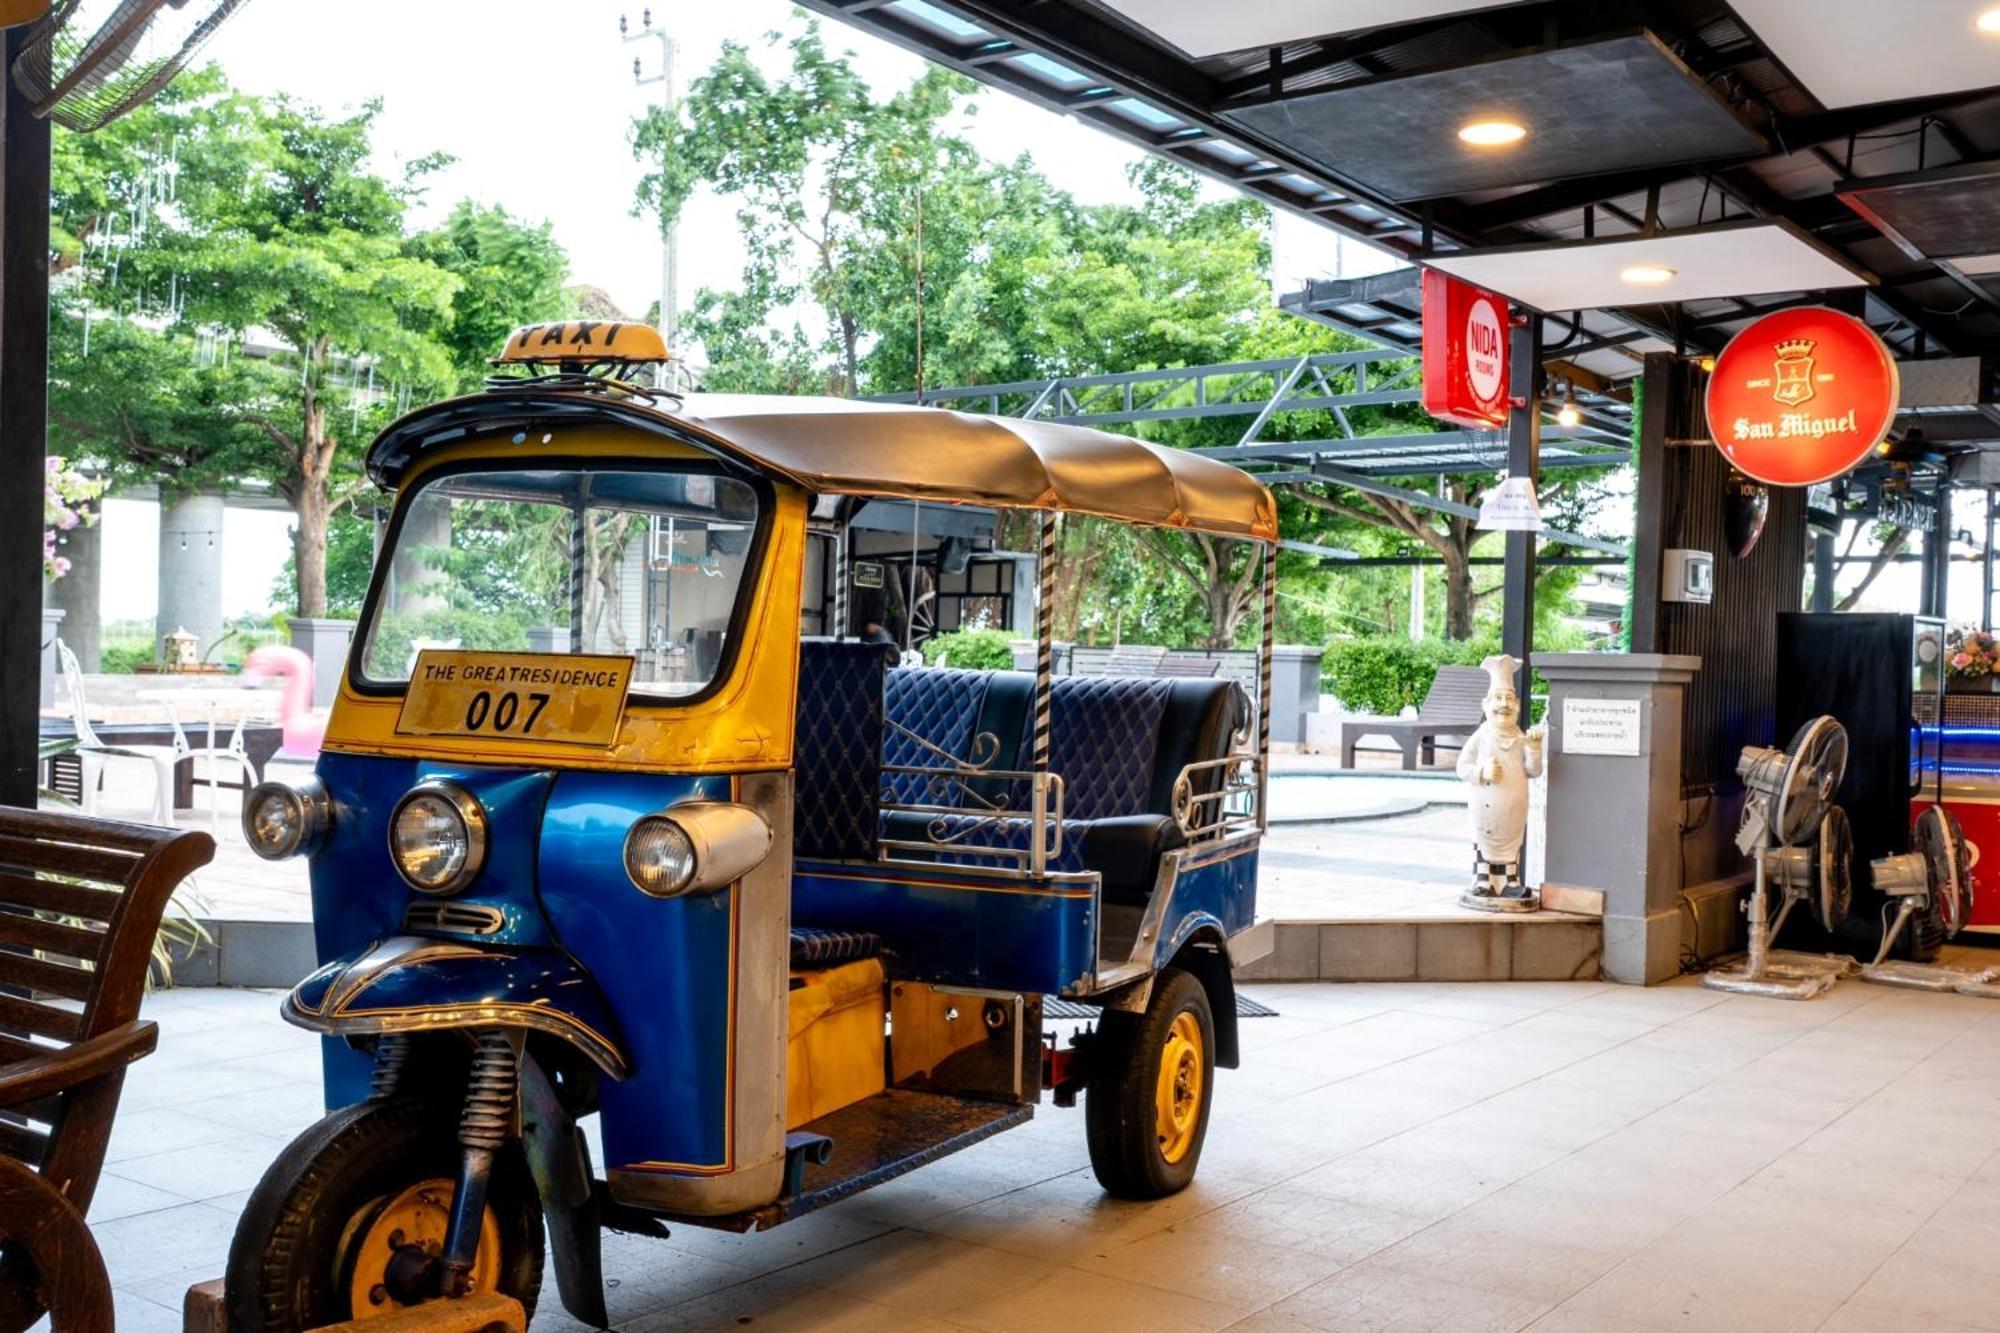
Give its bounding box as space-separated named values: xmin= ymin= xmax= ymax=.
xmin=1172 ymin=754 xmax=1261 ymax=843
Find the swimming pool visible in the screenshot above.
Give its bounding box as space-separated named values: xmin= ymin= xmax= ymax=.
xmin=1264 ymin=770 xmax=1465 ymax=824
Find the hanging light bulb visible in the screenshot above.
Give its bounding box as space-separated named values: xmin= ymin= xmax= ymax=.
xmin=1555 ymin=385 xmax=1581 ymax=430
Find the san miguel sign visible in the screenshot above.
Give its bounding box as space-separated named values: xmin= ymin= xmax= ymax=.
xmin=1705 ymin=306 xmax=1899 ymax=487
xmin=1421 ymin=269 xmax=1512 ymax=429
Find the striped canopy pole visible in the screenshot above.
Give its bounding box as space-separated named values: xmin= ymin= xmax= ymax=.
xmin=1257 ymin=540 xmax=1277 ymax=832
xmin=832 ymin=520 xmax=849 ymax=641
xmin=1031 ymin=509 xmax=1057 ymax=876
xmin=569 ymin=501 xmax=587 ymax=652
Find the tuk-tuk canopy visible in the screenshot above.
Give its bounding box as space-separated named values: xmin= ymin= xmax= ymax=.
xmin=680 ymin=395 xmax=1277 ymax=544
xmin=366 ymin=387 xmax=1279 ymax=545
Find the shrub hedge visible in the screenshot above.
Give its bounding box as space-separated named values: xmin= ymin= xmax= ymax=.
xmin=921 ymin=628 xmax=1016 ymax=670
xmin=1321 ymin=635 xmax=1500 ymax=716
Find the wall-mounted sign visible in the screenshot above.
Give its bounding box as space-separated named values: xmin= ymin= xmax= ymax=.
xmin=1562 ymin=698 xmax=1643 ymax=757
xmin=851 ymin=561 xmax=885 ymax=589
xmin=1421 ymin=269 xmax=1511 ymax=429
xmin=1704 ymin=306 xmax=1899 ymax=487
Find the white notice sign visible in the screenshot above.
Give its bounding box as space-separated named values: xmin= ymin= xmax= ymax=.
xmin=1562 ymin=698 xmax=1642 ymax=757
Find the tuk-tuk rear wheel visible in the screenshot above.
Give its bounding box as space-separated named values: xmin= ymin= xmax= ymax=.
xmin=223 ymin=1096 xmax=543 ymax=1333
xmin=1084 ymin=967 xmax=1215 ymax=1200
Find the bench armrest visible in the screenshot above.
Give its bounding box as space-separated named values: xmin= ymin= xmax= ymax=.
xmin=0 ymin=1020 xmax=158 ymax=1110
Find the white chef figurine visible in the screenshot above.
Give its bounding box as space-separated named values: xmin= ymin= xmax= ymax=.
xmin=1455 ymin=654 xmax=1546 ymax=901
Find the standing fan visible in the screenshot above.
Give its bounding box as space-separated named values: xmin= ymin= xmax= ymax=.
xmin=1705 ymin=716 xmax=1859 ymax=999
xmin=11 ymin=0 xmax=251 ymax=133
xmin=1862 ymin=806 xmax=2000 ymax=997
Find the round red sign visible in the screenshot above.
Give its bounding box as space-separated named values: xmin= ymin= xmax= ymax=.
xmin=1705 ymin=306 xmax=1899 ymax=487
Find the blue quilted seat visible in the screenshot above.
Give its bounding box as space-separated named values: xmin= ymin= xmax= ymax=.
xmin=879 ymin=668 xmax=1245 ymax=902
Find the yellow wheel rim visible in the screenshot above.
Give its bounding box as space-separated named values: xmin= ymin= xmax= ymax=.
xmin=340 ymin=1177 xmax=502 ymax=1318
xmin=1154 ymin=1011 xmax=1204 ymax=1165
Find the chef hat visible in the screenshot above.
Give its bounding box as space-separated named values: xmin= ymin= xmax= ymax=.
xmin=1481 ymin=653 xmax=1521 ymax=697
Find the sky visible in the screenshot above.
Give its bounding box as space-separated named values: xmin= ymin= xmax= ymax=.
xmin=93 ymin=0 xmax=1969 ymax=626
xmin=98 ymin=0 xmax=1393 ymax=621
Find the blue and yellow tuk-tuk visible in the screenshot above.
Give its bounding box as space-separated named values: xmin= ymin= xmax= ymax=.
xmin=224 ymin=323 xmax=1278 ymax=1329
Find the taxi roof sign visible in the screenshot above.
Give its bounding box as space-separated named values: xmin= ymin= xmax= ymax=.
xmin=495 ymin=320 xmax=669 ymax=365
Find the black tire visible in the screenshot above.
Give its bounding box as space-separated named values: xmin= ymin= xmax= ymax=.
xmin=1085 ymin=967 xmax=1215 ymax=1200
xmin=223 ymin=1097 xmax=543 ymax=1333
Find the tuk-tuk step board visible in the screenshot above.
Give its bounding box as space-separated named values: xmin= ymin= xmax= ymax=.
xmin=674 ymin=1090 xmax=1032 ymax=1233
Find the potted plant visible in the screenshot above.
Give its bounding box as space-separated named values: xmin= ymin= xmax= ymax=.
xmin=1946 ymin=626 xmax=2000 ymax=692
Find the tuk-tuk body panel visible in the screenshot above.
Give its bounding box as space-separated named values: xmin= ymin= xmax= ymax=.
xmin=318 ymin=433 xmax=807 ymax=777
xmin=537 ymin=768 xmax=746 ymax=1178
xmin=1155 ymin=843 xmax=1261 ymax=969
xmin=791 ymin=859 xmax=1098 ymax=996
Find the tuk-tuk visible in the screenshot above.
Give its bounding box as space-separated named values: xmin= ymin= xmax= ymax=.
xmin=224 ymin=322 xmax=1278 ymax=1329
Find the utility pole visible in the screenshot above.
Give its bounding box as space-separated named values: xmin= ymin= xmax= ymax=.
xmin=622 ymin=8 xmax=678 ymax=385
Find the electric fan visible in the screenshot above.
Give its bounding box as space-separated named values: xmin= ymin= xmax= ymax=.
xmin=1704 ymin=716 xmax=1858 ymax=999
xmin=1862 ymin=806 xmax=1999 ymax=997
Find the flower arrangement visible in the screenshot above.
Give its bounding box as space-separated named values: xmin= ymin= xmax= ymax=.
xmin=43 ymin=455 xmax=104 ymax=581
xmin=1946 ymin=626 xmax=2000 ymax=679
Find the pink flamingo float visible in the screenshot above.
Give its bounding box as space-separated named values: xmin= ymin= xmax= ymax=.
xmin=242 ymin=644 xmax=327 ymax=760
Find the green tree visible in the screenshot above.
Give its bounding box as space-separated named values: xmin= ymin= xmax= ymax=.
xmin=633 ymin=20 xmax=976 ymax=395
xmin=149 ymin=96 xmax=460 ymax=616
xmin=412 ymin=200 xmax=571 ymax=388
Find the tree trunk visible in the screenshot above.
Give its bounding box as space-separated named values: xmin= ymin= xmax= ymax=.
xmin=291 ymin=337 xmax=335 ymax=618
xmin=1441 ymin=547 xmax=1475 ymax=640
xmin=293 ymin=488 xmax=330 ymax=618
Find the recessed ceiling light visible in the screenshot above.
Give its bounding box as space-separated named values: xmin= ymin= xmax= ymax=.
xmin=1458 ymin=119 xmax=1526 ymax=147
xmin=1620 ymin=264 xmax=1677 ymax=286
xmin=1978 ymin=5 xmax=2000 ymax=33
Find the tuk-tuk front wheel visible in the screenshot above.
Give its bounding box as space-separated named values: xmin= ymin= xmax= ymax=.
xmin=224 ymin=1097 xmax=543 ymax=1331
xmin=1084 ymin=967 xmax=1215 ymax=1200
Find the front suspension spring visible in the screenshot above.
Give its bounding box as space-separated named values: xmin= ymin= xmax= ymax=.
xmin=459 ymin=1029 xmax=519 ymax=1152
xmin=368 ymin=1033 xmax=412 ymax=1101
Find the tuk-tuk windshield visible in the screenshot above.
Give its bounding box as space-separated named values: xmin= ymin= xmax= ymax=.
xmin=357 ymin=465 xmax=762 ymax=698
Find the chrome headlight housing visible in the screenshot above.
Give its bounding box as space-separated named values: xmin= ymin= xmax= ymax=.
xmin=242 ymin=777 xmax=332 ymax=860
xmin=388 ymin=780 xmax=487 ymax=895
xmin=624 ymin=802 xmax=772 ymax=899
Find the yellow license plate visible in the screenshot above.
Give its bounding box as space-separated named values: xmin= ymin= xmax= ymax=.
xmin=395 ymin=651 xmax=634 ymax=747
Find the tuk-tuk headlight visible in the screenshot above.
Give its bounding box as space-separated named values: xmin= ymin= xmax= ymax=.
xmin=624 ymin=803 xmax=772 ymax=899
xmin=242 ymin=777 xmax=330 ymax=860
xmin=624 ymin=817 xmax=698 ymax=897
xmin=388 ymin=781 xmax=487 ymax=895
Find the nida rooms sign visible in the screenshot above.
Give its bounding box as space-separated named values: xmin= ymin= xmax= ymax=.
xmin=1421 ymin=270 xmax=1511 ymax=430
xmin=1705 ymin=307 xmax=1899 ymax=487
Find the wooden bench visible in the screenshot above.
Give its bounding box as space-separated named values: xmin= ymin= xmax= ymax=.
xmin=1336 ymin=665 xmax=1488 ymax=770
xmin=0 ymin=808 xmax=214 ymax=1332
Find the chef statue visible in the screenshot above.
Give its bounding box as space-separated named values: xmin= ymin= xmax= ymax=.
xmin=1455 ymin=653 xmax=1546 ymax=910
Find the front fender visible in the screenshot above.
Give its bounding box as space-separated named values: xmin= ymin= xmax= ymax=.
xmin=285 ymin=935 xmax=630 ymax=1078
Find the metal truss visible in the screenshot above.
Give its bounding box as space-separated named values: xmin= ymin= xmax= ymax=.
xmin=884 ymin=351 xmax=1632 ymax=557
xmin=878 ymin=352 xmax=1628 ymax=477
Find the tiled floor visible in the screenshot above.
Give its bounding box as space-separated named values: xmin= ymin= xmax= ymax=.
xmin=92 ymin=969 xmax=2000 ymax=1331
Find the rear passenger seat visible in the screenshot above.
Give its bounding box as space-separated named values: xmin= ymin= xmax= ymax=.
xmin=880 ymin=668 xmax=1246 ymax=903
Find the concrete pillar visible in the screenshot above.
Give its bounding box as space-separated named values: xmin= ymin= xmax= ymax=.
xmin=44 ymin=517 xmax=99 ymax=670
xmin=1269 ymin=645 xmax=1323 ymax=745
xmin=288 ymin=617 xmax=355 ymax=709
xmin=39 ymin=608 xmax=62 ymax=709
xmin=526 ymin=627 xmax=571 ymax=654
xmin=1537 ymin=652 xmax=1700 ymax=985
xmin=157 ymin=492 xmax=226 ymax=661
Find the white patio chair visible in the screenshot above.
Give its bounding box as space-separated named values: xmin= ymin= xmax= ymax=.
xmin=168 ymin=691 xmax=264 ymax=832
xmin=56 ymin=639 xmax=178 ymax=825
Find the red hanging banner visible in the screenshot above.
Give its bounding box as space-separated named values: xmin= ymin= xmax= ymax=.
xmin=1420 ymin=269 xmax=1511 ymax=429
xmin=1704 ymin=306 xmax=1899 ymax=487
